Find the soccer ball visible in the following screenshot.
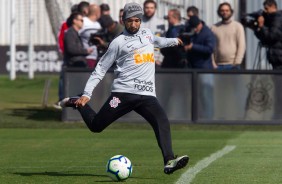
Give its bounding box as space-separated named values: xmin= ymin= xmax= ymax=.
xmin=106 ymin=155 xmax=133 ymax=181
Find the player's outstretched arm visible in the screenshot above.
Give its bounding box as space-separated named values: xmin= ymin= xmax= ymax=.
xmin=83 ymin=41 xmax=119 ymax=99
xmin=153 ymin=35 xmax=180 ymax=48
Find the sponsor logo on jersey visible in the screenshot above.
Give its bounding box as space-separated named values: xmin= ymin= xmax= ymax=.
xmin=109 ymin=97 xmax=121 ymax=108
xmin=134 ymin=79 xmax=154 ymax=92
xmin=133 ymin=52 xmax=154 ymax=64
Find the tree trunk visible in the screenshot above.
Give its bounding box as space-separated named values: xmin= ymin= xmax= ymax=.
xmin=44 ymin=0 xmax=64 ymax=42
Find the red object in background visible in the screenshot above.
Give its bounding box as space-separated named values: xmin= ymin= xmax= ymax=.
xmin=57 ymin=21 xmax=69 ymax=54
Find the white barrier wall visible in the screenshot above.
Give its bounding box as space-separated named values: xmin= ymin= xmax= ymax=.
xmin=0 ymin=0 xmax=239 ymax=45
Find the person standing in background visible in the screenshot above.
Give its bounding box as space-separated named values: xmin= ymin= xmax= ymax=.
xmin=119 ymin=9 xmax=124 ymax=25
xmin=254 ymin=0 xmax=282 ymax=69
xmin=100 ymin=3 xmax=110 ymax=16
xmin=54 ymin=12 xmax=93 ymax=109
xmin=211 ymin=2 xmax=246 ymax=70
xmin=78 ymin=1 xmax=90 ymax=17
xmin=161 ymin=9 xmax=186 ymax=68
xmin=57 ymin=4 xmax=78 ymax=54
xmin=64 ymin=12 xmax=93 ymax=67
xmin=184 ymin=16 xmax=216 ymax=69
xmin=79 ymin=4 xmax=102 ymax=69
xmin=186 ymin=6 xmax=199 ymax=19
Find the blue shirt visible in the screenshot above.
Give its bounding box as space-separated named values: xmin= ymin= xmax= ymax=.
xmin=187 ymin=23 xmax=216 ymax=69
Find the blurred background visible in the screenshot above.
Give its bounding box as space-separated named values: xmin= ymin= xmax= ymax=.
xmin=1 ymin=0 xmax=282 ymax=75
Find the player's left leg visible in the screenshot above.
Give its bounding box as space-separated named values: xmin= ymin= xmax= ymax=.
xmin=134 ymin=96 xmax=189 ymax=174
xmin=60 ymin=93 xmax=135 ymax=132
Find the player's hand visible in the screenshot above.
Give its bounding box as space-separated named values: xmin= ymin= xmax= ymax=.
xmin=184 ymin=43 xmax=193 ymax=51
xmin=155 ymin=60 xmax=162 ymax=66
xmin=75 ymin=96 xmax=90 ymax=107
xmin=177 ymin=38 xmax=184 ymax=46
xmin=87 ymin=48 xmax=94 ymax=54
xmin=257 ymin=16 xmax=264 ymax=28
xmin=94 ymin=37 xmax=105 ymax=46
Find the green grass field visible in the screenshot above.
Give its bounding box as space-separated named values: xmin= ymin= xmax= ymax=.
xmin=1 ymin=75 xmax=282 ymax=184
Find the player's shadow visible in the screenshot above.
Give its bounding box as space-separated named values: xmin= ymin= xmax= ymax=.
xmin=8 ymin=107 xmax=61 ymax=121
xmin=13 ymin=172 xmax=113 ymax=182
xmin=14 ymin=172 xmax=152 ymax=182
xmin=14 ymin=171 xmax=101 ymax=177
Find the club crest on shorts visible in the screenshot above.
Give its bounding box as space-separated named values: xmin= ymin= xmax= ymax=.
xmin=109 ymin=97 xmax=121 ymax=108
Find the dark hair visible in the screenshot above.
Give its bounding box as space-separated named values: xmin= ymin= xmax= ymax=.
xmin=143 ymin=0 xmax=157 ymax=9
xmin=66 ymin=12 xmax=83 ymax=27
xmin=99 ymin=15 xmax=114 ymax=28
xmin=186 ymin=6 xmax=199 ymax=16
xmin=169 ymin=9 xmax=181 ymax=21
xmin=71 ymin=4 xmax=78 ymax=13
xmin=100 ymin=3 xmax=110 ymax=11
xmin=77 ymin=1 xmax=89 ymax=15
xmin=217 ymin=2 xmax=234 ymax=17
xmin=263 ymin=0 xmax=277 ymax=7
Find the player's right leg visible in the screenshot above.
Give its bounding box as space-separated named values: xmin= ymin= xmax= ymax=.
xmin=60 ymin=93 xmax=134 ymax=132
xmin=134 ymin=96 xmax=189 ymax=174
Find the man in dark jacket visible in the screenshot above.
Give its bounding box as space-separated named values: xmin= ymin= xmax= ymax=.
xmin=64 ymin=12 xmax=93 ymax=67
xmin=255 ymin=0 xmax=282 ymax=70
xmin=184 ymin=16 xmax=216 ymax=69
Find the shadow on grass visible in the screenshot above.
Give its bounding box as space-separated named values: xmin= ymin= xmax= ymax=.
xmin=8 ymin=107 xmax=61 ymax=121
xmin=14 ymin=172 xmax=113 ymax=182
xmin=14 ymin=171 xmax=103 ymax=177
xmin=13 ymin=172 xmax=148 ymax=182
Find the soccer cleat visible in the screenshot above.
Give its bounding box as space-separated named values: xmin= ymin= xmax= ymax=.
xmin=164 ymin=155 xmax=189 ymax=174
xmin=59 ymin=96 xmax=80 ymax=108
xmin=53 ymin=101 xmax=62 ymax=110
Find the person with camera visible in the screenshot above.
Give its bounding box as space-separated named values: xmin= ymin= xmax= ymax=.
xmin=99 ymin=15 xmax=124 ymax=44
xmin=184 ymin=16 xmax=216 ymax=69
xmin=211 ymin=2 xmax=246 ymax=70
xmin=90 ymin=15 xmax=124 ymax=60
xmin=254 ymin=0 xmax=282 ymax=70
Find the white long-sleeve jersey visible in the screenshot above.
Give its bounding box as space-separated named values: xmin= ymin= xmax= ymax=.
xmin=83 ymin=28 xmax=179 ymax=99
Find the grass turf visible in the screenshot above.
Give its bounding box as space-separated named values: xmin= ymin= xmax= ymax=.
xmin=1 ymin=75 xmax=282 ymax=183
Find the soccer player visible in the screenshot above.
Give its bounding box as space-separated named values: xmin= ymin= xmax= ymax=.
xmin=60 ymin=2 xmax=189 ymax=174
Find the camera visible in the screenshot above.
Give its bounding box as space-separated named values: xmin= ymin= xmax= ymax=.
xmin=178 ymin=31 xmax=195 ymax=45
xmin=89 ymin=31 xmax=106 ymax=46
xmin=241 ymin=9 xmax=267 ymax=30
xmin=88 ymin=31 xmax=108 ymax=60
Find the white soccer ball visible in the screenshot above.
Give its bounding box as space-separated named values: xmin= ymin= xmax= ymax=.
xmin=106 ymin=155 xmax=133 ymax=181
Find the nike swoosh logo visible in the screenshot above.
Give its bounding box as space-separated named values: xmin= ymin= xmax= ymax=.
xmin=127 ymin=44 xmax=133 ymax=48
